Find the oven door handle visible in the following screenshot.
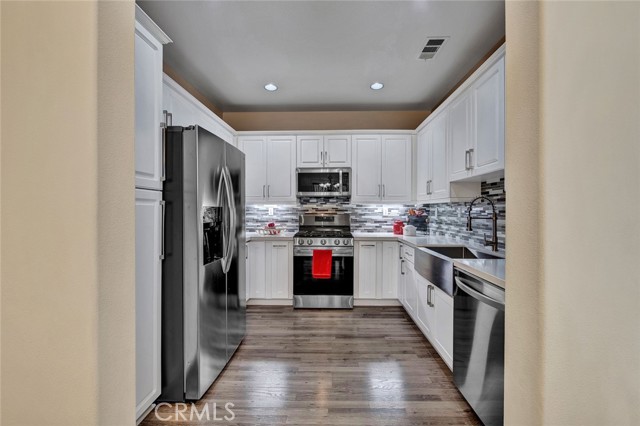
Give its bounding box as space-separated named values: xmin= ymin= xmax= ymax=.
xmin=455 ymin=277 xmax=505 ymax=311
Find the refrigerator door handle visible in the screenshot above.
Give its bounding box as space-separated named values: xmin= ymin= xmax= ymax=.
xmin=217 ymin=168 xmax=232 ymax=272
xmin=222 ymin=167 xmax=236 ymax=274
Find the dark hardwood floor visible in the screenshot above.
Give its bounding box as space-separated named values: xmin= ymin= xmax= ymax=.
xmin=142 ymin=306 xmax=480 ymax=425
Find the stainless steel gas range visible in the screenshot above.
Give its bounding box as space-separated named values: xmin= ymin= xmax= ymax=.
xmin=293 ymin=214 xmax=354 ymax=309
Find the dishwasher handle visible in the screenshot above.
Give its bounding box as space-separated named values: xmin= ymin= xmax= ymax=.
xmin=455 ymin=276 xmax=505 ymax=311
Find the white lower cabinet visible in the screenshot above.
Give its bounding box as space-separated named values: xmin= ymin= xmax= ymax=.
xmin=413 ymin=275 xmax=454 ymax=369
xmin=357 ymin=242 xmax=379 ymax=299
xmin=403 ymin=261 xmax=417 ymax=316
xmin=246 ymin=241 xmax=266 ymax=299
xmin=135 ymin=189 xmax=162 ymax=419
xmin=246 ymin=240 xmax=292 ymax=303
xmin=267 ymin=242 xmax=292 ymax=299
xmin=356 ymin=241 xmax=399 ymax=301
xmin=433 ymin=286 xmax=454 ymax=366
xmin=397 ymin=243 xmax=453 ymax=370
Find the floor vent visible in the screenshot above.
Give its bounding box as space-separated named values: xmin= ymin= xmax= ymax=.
xmin=419 ymin=37 xmax=449 ymax=60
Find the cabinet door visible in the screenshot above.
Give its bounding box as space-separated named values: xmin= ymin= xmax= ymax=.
xmin=135 ymin=189 xmax=162 ymax=418
xmin=324 ymin=135 xmax=352 ymax=166
xmin=297 ymin=135 xmax=323 ymax=167
xmin=246 ymin=241 xmax=266 ymax=299
xmin=239 ymin=136 xmax=267 ymax=203
xmin=473 ymin=56 xmax=505 ymax=175
xmin=267 ymin=242 xmax=291 ymax=299
xmin=415 ymin=276 xmax=433 ymax=336
xmin=266 ymin=136 xmax=296 ymax=202
xmin=381 ymin=135 xmax=412 ymax=201
xmin=398 ymin=248 xmax=406 ymax=306
xmin=404 ymin=262 xmax=417 ymax=317
xmin=449 ymin=93 xmax=472 ymax=181
xmin=381 ymin=242 xmax=399 ymax=299
xmin=135 ymin=22 xmax=164 ymax=190
xmin=430 ymin=112 xmax=450 ymax=199
xmin=416 ymin=127 xmax=431 ymax=202
xmin=357 ymin=242 xmax=378 ymax=299
xmin=434 ymin=287 xmax=454 ymax=367
xmin=352 ymin=135 xmax=382 ymax=201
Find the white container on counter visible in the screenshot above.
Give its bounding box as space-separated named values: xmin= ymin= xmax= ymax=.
xmin=403 ymin=225 xmax=417 ymax=236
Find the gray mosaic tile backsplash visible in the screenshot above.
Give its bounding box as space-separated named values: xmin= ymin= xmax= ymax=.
xmin=245 ymin=177 xmax=506 ymax=251
xmin=423 ymin=177 xmax=505 ymax=251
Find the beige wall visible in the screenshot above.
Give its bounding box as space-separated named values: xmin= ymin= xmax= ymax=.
xmin=506 ymin=1 xmax=640 ymax=424
xmin=223 ymin=110 xmax=430 ymax=131
xmin=1 ymin=1 xmax=135 ymax=425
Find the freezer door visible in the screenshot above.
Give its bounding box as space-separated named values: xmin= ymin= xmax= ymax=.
xmin=225 ymin=143 xmax=247 ymax=359
xmin=184 ymin=127 xmax=229 ymax=400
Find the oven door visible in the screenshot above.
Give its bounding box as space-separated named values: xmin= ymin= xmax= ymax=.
xmin=293 ymin=247 xmax=354 ymax=296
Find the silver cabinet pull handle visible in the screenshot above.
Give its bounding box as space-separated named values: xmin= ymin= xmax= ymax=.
xmin=468 ymin=148 xmax=474 ymax=169
xmin=383 ymin=184 xmax=385 ymax=197
xmin=263 ymin=185 xmax=266 ymax=198
xmin=426 ymin=284 xmax=430 ymax=306
xmin=400 ymin=259 xmax=405 ymax=275
xmin=273 ymin=244 xmax=288 ymax=248
xmin=159 ymin=200 xmax=166 ymax=260
xmin=320 ymin=151 xmax=323 ymax=163
xmin=378 ymin=184 xmax=381 ymax=197
xmin=464 ymin=150 xmax=469 ymax=170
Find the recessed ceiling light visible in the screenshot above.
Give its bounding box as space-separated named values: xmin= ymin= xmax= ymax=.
xmin=264 ymin=83 xmax=278 ymax=92
xmin=370 ymin=82 xmax=384 ymax=90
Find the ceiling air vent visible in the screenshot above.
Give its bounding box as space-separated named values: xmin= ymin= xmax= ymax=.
xmin=419 ymin=37 xmax=449 ymax=60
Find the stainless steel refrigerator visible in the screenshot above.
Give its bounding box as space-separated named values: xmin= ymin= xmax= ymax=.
xmin=160 ymin=125 xmax=246 ymax=401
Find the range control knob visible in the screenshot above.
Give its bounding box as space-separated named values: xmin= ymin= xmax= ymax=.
xmin=321 ymin=239 xmax=326 ymax=245
xmin=334 ymin=239 xmax=340 ymax=245
xmin=306 ymin=239 xmax=313 ymax=245
xmin=297 ymin=239 xmax=304 ymax=245
xmin=343 ymin=239 xmax=350 ymax=246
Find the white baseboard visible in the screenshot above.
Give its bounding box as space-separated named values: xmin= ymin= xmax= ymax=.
xmin=137 ymin=403 xmax=155 ymax=425
xmin=354 ymin=299 xmax=402 ymax=306
xmin=247 ymin=298 xmax=401 ymax=307
xmin=247 ymin=298 xmax=293 ymax=306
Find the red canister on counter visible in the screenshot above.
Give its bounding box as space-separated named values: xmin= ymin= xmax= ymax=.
xmin=393 ymin=220 xmax=405 ymax=235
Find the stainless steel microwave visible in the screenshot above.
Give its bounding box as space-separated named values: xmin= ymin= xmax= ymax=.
xmin=296 ymin=168 xmax=351 ymax=198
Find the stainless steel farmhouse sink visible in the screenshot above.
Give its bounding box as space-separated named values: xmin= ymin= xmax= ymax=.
xmin=424 ymin=246 xmax=504 ymax=260
xmin=414 ymin=246 xmax=504 ymax=296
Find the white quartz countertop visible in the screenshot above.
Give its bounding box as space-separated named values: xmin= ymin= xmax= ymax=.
xmin=453 ymin=259 xmax=506 ymax=289
xmin=246 ymin=232 xmax=296 ymax=242
xmin=353 ymin=232 xmax=475 ymax=248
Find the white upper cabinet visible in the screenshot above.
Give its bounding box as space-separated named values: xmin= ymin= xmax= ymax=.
xmin=448 ymin=92 xmax=473 ymax=181
xmin=416 ymin=111 xmax=450 ymax=203
xmin=353 ymin=134 xmax=412 ymax=203
xmin=324 ymin=135 xmax=352 ymax=166
xmin=239 ymin=136 xmax=268 ymax=201
xmin=297 ymin=135 xmax=323 ymax=167
xmin=381 ymin=135 xmax=413 ymax=201
xmin=448 ymin=52 xmax=505 ymax=182
xmin=240 ymin=135 xmax=296 ymax=203
xmin=297 ymin=134 xmax=352 ymax=167
xmin=134 ymin=8 xmax=171 ymax=190
xmin=353 ymin=135 xmax=383 ymax=200
xmin=162 ymin=76 xmax=235 ymax=146
xmin=472 ymin=56 xmax=505 ymax=175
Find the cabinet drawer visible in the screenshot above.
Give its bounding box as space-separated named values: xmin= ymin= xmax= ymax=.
xmin=402 ymin=246 xmax=415 ymax=263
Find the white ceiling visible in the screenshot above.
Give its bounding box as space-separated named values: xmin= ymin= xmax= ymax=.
xmin=137 ymin=0 xmax=505 ymax=112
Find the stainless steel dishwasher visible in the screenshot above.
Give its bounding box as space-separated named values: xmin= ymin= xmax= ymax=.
xmin=453 ymin=268 xmax=505 ymax=426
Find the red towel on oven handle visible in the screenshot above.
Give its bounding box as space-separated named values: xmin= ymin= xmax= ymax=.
xmin=312 ymin=249 xmax=332 ymax=279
